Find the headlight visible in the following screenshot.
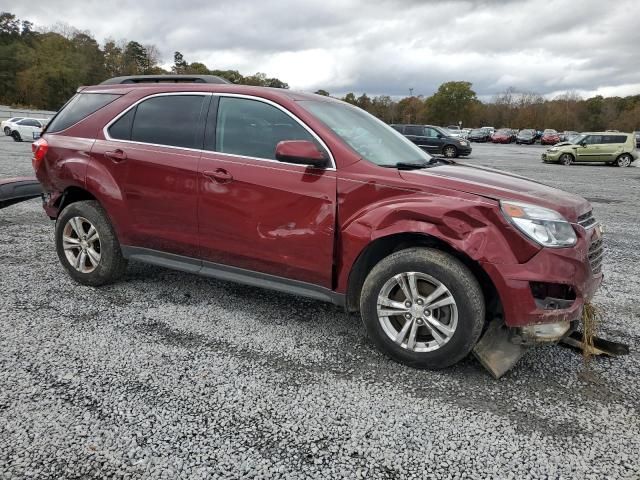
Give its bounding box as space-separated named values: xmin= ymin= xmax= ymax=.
xmin=501 ymin=200 xmax=577 ymax=248
xmin=459 ymin=140 xmax=468 ymax=145
xmin=547 ymin=147 xmax=558 ymax=152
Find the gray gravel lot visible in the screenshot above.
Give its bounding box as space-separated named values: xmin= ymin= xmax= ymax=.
xmin=0 ymin=136 xmax=638 ymax=479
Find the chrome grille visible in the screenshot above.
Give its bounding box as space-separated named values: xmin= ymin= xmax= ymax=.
xmin=577 ymin=210 xmax=597 ymax=229
xmin=588 ymin=237 xmax=604 ymax=274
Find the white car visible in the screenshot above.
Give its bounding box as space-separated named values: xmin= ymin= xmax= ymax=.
xmin=10 ymin=118 xmax=47 ymax=142
xmin=2 ymin=117 xmax=25 ymax=136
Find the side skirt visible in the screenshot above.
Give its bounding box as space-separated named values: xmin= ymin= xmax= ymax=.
xmin=121 ymin=246 xmax=346 ymax=307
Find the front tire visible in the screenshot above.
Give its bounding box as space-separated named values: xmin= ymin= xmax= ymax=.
xmin=11 ymin=131 xmax=21 ymax=142
xmin=359 ymin=248 xmax=485 ymax=369
xmin=55 ymin=200 xmax=127 ymax=286
xmin=615 ymin=154 xmax=632 ymax=168
xmin=559 ymin=153 xmax=574 ymax=166
xmin=443 ymin=145 xmax=458 ymax=158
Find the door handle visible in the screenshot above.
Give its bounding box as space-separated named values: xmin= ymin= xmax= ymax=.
xmin=105 ymin=149 xmax=127 ymax=162
xmin=203 ymin=168 xmax=233 ymax=183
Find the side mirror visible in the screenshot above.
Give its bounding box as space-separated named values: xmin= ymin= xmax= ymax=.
xmin=580 ymin=141 xmax=587 ymax=147
xmin=437 ymin=133 xmax=444 ymax=139
xmin=275 ymin=140 xmax=329 ymax=168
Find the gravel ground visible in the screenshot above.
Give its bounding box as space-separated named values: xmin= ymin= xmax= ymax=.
xmin=0 ymin=135 xmax=639 ymax=479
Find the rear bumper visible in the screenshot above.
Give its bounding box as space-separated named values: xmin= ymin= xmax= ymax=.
xmin=481 ymin=224 xmax=603 ymax=332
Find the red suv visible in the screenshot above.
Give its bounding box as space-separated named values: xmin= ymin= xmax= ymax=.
xmin=33 ymin=76 xmax=603 ymax=371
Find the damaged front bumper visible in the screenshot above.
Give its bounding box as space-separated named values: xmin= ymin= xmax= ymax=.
xmin=474 ymin=221 xmax=604 ymax=377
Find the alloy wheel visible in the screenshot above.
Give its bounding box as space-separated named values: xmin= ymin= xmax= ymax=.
xmin=617 ymin=154 xmax=632 ymax=168
xmin=443 ymin=146 xmax=457 ymax=158
xmin=376 ymin=272 xmax=458 ymax=352
xmin=62 ymin=216 xmax=101 ymax=273
xmin=560 ymin=153 xmax=573 ymax=166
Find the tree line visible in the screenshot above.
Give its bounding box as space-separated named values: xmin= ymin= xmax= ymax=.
xmin=0 ymin=12 xmax=288 ymax=110
xmin=1 ymin=11 xmax=638 ymax=132
xmin=327 ymin=83 xmax=640 ymax=132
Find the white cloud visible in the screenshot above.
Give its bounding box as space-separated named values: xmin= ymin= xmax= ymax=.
xmin=8 ymin=0 xmax=640 ymax=98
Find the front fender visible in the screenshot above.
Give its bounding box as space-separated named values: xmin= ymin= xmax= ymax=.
xmin=335 ymin=196 xmax=540 ymax=293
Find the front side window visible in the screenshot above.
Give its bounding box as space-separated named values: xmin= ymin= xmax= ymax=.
xmin=214 ymin=97 xmax=316 ymax=159
xmin=300 ymin=100 xmax=432 ymax=167
xmin=110 ymin=95 xmax=206 ymax=149
xmin=584 ymin=135 xmax=603 ymax=145
xmin=425 ymin=127 xmax=440 ymax=138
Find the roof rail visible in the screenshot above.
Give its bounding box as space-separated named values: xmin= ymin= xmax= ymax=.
xmin=99 ymin=75 xmax=231 ymax=85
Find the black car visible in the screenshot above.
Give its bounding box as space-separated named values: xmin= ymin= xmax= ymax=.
xmin=516 ymin=129 xmax=536 ymax=144
xmin=468 ymin=128 xmax=492 ymax=142
xmin=391 ymin=124 xmax=472 ymax=158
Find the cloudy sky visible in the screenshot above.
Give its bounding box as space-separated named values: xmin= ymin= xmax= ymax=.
xmin=8 ymin=0 xmax=640 ymax=99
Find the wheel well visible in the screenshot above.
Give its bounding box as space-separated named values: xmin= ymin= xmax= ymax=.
xmin=345 ymin=233 xmax=502 ymax=323
xmin=55 ymin=187 xmax=96 ymax=216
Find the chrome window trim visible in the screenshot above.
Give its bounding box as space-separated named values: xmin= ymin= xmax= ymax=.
xmin=102 ymin=91 xmax=336 ymax=170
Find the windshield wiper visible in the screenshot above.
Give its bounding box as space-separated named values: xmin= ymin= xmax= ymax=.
xmin=380 ymin=160 xmax=433 ymax=170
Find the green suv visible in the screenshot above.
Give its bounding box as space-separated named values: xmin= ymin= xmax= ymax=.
xmin=541 ymin=132 xmax=638 ymax=167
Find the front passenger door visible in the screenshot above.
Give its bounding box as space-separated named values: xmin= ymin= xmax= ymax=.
xmin=198 ymin=96 xmax=337 ymax=288
xmin=576 ymin=135 xmax=603 ymax=162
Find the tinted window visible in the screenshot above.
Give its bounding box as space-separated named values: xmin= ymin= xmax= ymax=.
xmin=19 ymin=119 xmax=40 ymax=127
xmin=130 ymin=95 xmax=206 ymax=148
xmin=404 ymin=125 xmax=424 ymax=136
xmin=108 ymin=109 xmax=136 ymax=141
xmin=214 ymin=97 xmax=316 ymax=159
xmin=602 ymin=135 xmax=627 ymax=144
xmin=390 ymin=125 xmax=403 ymax=133
xmin=47 ymin=93 xmax=120 ymax=133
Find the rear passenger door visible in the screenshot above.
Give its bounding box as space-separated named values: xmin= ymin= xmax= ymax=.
xmin=600 ymin=135 xmax=626 ymax=162
xmin=197 ymin=95 xmax=337 ymax=288
xmin=92 ymin=93 xmax=208 ymax=258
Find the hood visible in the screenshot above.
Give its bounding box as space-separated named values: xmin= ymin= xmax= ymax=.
xmin=400 ymin=163 xmax=590 ymax=221
xmin=553 ymin=141 xmax=572 ymax=147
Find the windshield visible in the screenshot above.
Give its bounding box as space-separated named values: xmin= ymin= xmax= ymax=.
xmin=519 ymin=129 xmax=534 ymax=135
xmin=299 ymin=100 xmax=432 ymax=166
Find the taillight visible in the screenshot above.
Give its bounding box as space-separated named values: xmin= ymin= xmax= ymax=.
xmin=32 ymin=138 xmax=48 ymax=171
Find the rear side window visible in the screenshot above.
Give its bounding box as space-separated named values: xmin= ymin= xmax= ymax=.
xmin=47 ymin=93 xmax=120 ymax=133
xmin=213 ymin=97 xmax=316 ymax=159
xmin=404 ymin=125 xmax=424 ymax=136
xmin=126 ymin=95 xmax=206 ymax=149
xmin=109 ymin=95 xmax=207 ymax=148
xmin=602 ymin=135 xmax=627 ymax=144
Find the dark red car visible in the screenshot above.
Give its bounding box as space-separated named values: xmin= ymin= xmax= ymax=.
xmin=540 ymin=129 xmax=561 ymax=145
xmin=491 ymin=128 xmax=514 ymax=144
xmin=33 ymin=76 xmax=603 ymax=372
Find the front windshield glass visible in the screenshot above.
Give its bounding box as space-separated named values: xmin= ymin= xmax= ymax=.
xmin=299 ymin=100 xmax=432 ymax=166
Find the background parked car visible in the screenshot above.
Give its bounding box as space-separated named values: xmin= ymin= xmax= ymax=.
xmin=481 ymin=126 xmax=495 ymax=136
xmin=540 ymin=129 xmax=560 ymax=145
xmin=516 ymin=129 xmax=536 ymax=144
xmin=559 ymin=131 xmax=578 ymax=142
xmin=1 ymin=117 xmax=25 ymax=135
xmin=542 ymin=132 xmax=638 ymax=167
xmin=491 ymin=128 xmax=515 ymax=144
xmin=392 ymin=124 xmax=472 ymax=158
xmin=468 ymin=128 xmax=492 ymax=142
xmin=10 ymin=118 xmax=47 ymax=142
xmin=635 ymin=131 xmax=640 ymax=148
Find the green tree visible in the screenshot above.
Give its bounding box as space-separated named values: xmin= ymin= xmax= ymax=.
xmin=314 ymin=89 xmax=330 ymax=96
xmin=425 ymin=81 xmax=478 ymax=126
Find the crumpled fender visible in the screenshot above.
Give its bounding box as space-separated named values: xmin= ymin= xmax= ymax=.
xmin=335 ymin=195 xmax=540 ymax=293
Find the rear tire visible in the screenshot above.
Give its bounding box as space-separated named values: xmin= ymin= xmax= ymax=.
xmin=443 ymin=145 xmax=458 ymax=158
xmin=615 ymin=154 xmax=632 ymax=168
xmin=359 ymin=248 xmax=485 ymax=369
xmin=55 ymin=200 xmax=127 ymax=286
xmin=559 ymin=153 xmax=574 ymax=166
xmin=11 ymin=132 xmax=21 ymax=142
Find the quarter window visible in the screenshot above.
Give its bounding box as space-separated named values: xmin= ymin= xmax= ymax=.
xmin=213 ymin=97 xmax=317 ymax=160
